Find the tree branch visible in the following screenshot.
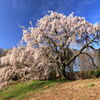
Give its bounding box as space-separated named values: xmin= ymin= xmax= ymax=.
xmin=66 ymin=36 xmax=97 ymax=66
xmin=81 ymin=52 xmax=99 ymax=69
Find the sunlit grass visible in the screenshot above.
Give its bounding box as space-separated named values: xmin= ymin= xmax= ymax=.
xmin=0 ymin=79 xmax=69 ymax=100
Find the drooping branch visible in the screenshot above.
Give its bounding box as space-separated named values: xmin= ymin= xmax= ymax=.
xmin=66 ymin=35 xmax=98 ymax=66
xmin=81 ymin=52 xmax=99 ymax=69
xmin=66 ymin=45 xmax=88 ymax=66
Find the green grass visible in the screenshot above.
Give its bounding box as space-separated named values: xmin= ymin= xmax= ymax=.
xmin=0 ymin=79 xmax=68 ymax=100
xmin=87 ymin=83 xmax=95 ymax=88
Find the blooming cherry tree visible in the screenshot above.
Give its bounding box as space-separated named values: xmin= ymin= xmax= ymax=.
xmin=1 ymin=11 xmax=100 ymax=79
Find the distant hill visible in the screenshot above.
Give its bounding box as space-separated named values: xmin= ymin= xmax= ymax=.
xmin=0 ymin=48 xmax=3 ymax=53
xmin=0 ymin=48 xmax=4 ymax=57
xmin=0 ymin=48 xmax=9 ymax=58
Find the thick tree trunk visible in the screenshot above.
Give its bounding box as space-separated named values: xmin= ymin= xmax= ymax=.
xmin=56 ymin=65 xmax=66 ymax=79
xmin=57 ymin=65 xmax=66 ymax=79
xmin=61 ymin=68 xmax=66 ymax=79
xmin=62 ymin=63 xmax=66 ymax=79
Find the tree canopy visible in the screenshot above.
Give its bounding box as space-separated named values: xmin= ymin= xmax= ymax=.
xmin=0 ymin=11 xmax=100 ymax=79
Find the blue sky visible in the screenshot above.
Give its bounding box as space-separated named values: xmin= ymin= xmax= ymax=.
xmin=0 ymin=0 xmax=100 ymax=49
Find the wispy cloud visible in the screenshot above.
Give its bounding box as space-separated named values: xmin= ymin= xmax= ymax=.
xmin=11 ymin=0 xmax=100 ymax=24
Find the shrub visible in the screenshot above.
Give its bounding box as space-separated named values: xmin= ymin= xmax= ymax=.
xmin=87 ymin=70 xmax=94 ymax=78
xmin=78 ymin=69 xmax=100 ymax=79
xmin=80 ymin=69 xmax=100 ymax=79
xmin=94 ymin=69 xmax=100 ymax=77
xmin=78 ymin=71 xmax=88 ymax=79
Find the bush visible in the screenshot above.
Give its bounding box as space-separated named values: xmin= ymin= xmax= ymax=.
xmin=87 ymin=70 xmax=94 ymax=78
xmin=79 ymin=69 xmax=100 ymax=79
xmin=79 ymin=71 xmax=91 ymax=79
xmin=66 ymin=69 xmax=100 ymax=80
xmin=94 ymin=69 xmax=100 ymax=77
xmin=80 ymin=71 xmax=87 ymax=79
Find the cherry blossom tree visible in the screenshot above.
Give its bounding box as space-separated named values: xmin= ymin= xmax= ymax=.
xmin=1 ymin=11 xmax=100 ymax=79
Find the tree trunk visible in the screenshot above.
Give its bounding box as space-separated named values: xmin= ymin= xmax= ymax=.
xmin=62 ymin=64 xmax=66 ymax=79
xmin=58 ymin=65 xmax=66 ymax=79
xmin=55 ymin=60 xmax=67 ymax=79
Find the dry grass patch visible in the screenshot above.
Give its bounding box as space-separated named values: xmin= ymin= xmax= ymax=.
xmin=28 ymin=78 xmax=100 ymax=100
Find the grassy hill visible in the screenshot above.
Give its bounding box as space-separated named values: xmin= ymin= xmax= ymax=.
xmin=0 ymin=78 xmax=100 ymax=100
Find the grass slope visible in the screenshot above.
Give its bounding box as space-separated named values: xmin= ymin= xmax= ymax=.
xmin=0 ymin=78 xmax=100 ymax=100
xmin=0 ymin=80 xmax=68 ymax=100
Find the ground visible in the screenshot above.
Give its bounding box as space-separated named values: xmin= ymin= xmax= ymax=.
xmin=0 ymin=78 xmax=100 ymax=100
